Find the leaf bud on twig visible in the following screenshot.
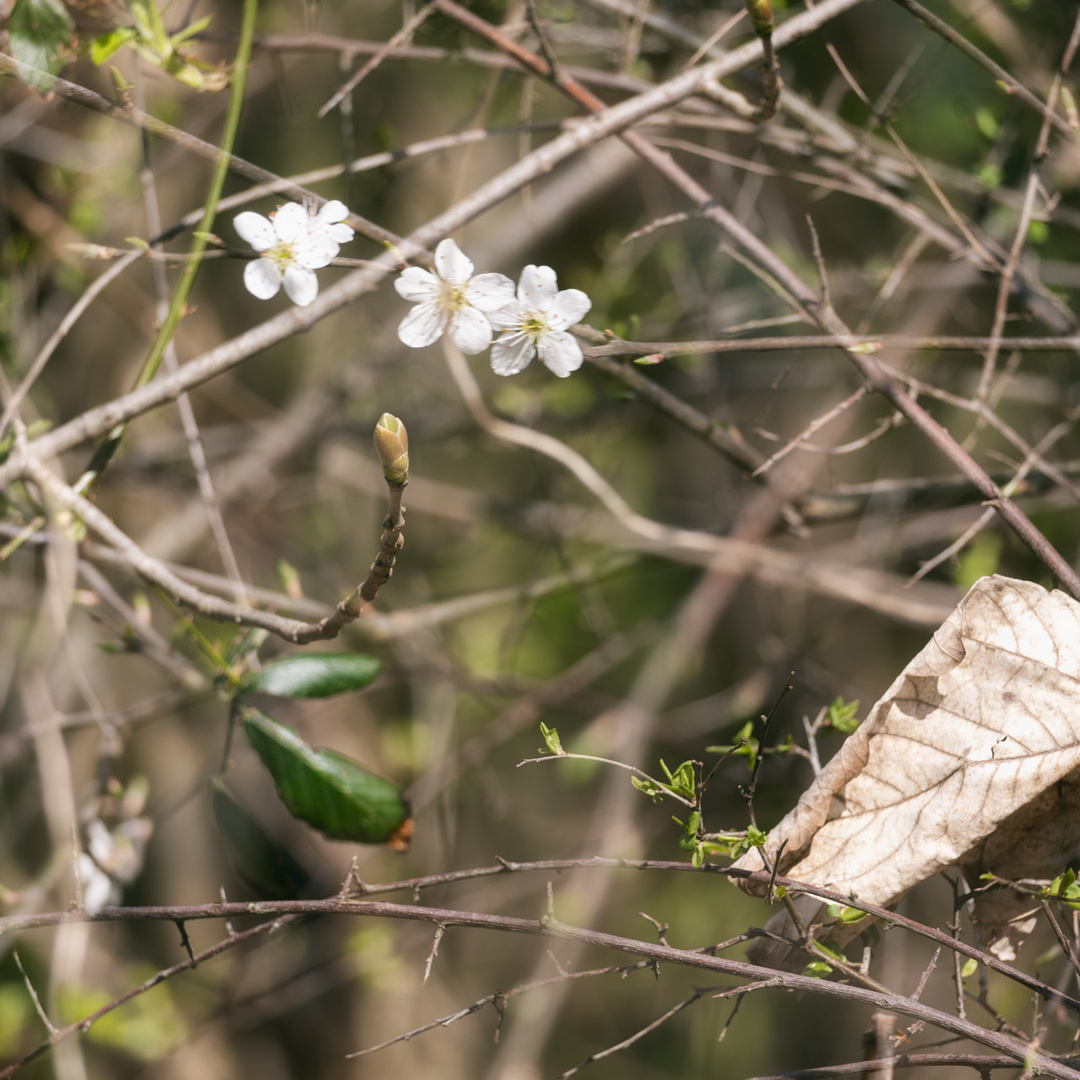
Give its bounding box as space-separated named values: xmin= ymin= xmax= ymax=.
xmin=373 ymin=413 xmax=410 ymax=484
xmin=745 ymin=0 xmax=774 ymax=36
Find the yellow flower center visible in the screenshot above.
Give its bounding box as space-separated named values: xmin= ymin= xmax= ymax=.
xmin=266 ymin=240 xmax=297 ymax=271
xmin=439 ymin=280 xmax=469 ymax=311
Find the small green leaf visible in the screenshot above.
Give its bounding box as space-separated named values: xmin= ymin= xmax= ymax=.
xmin=960 ymin=957 xmax=979 ymax=980
xmin=169 ymin=13 xmax=212 ymax=46
xmin=108 ymin=65 xmax=134 ymax=92
xmin=539 ymin=722 xmax=565 ymax=755
xmin=746 ymin=824 xmax=767 ymax=847
xmin=631 ymin=776 xmax=664 ymax=804
xmin=242 ymin=652 xmax=381 ymax=698
xmin=706 ymin=721 xmax=760 ymax=769
xmin=665 ymin=760 xmax=696 ymax=800
xmin=691 ymin=845 xmax=704 ymax=868
xmin=90 ymin=26 xmax=138 ymax=65
xmin=128 ymin=0 xmax=157 ymax=43
xmin=1048 ymin=869 xmax=1080 ymax=908
xmin=826 ymin=696 xmax=861 ymax=733
xmin=1049 ymin=870 xmax=1073 ymax=896
xmin=801 ymin=961 xmax=834 ymax=978
xmin=243 ymin=711 xmax=411 ymax=848
xmin=211 ymin=779 xmax=309 ymax=899
xmin=9 ymin=0 xmax=74 ymax=90
xmin=827 ymin=903 xmax=868 ymax=925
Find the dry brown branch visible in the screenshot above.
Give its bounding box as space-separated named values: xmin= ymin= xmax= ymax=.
xmin=1 ymin=894 xmax=1077 ymax=1080
xmin=20 ymin=454 xmax=407 ymax=644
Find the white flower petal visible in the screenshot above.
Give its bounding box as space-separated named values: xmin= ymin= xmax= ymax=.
xmin=546 ymin=288 xmax=592 ymax=330
xmin=283 ymin=265 xmax=319 ymax=306
xmin=273 ymin=202 xmax=308 ymax=242
xmin=244 ymin=258 xmax=282 ymax=299
xmin=295 ymin=234 xmax=339 ymax=269
xmin=537 ymin=330 xmax=584 ymax=377
xmin=87 ymin=819 xmax=114 ymax=868
xmin=517 ymin=264 xmax=559 ymax=309
xmin=491 ymin=333 xmax=535 ymax=376
xmin=234 ymin=212 xmax=276 ymax=251
xmin=467 ymin=273 xmax=516 ymax=312
xmin=398 ymin=302 xmax=447 ymax=348
xmin=434 ymin=239 xmax=474 ymax=286
xmin=395 ymin=266 xmax=440 ymax=302
xmin=487 ymin=298 xmax=528 ymax=331
xmin=78 ymin=853 xmax=118 ymax=913
xmin=322 ymin=222 xmax=355 ymax=244
xmin=314 ymin=200 xmax=350 ymax=226
xmin=448 ymin=306 xmax=494 ymax=354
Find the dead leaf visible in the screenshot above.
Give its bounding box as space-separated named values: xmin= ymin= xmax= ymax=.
xmin=735 ymin=575 xmax=1080 ymax=964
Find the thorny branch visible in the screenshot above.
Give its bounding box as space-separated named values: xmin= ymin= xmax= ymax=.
xmin=2 ymin=885 xmax=1079 ymax=1080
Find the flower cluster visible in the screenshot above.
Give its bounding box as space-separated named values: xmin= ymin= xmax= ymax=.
xmin=395 ymin=240 xmax=591 ymax=378
xmin=234 ymin=200 xmax=354 ymax=308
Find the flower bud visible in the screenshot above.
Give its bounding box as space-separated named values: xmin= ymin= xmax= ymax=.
xmin=745 ymin=0 xmax=774 ymax=35
xmin=373 ymin=413 xmax=409 ymax=484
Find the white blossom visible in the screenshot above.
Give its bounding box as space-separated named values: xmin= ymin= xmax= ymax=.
xmin=395 ymin=239 xmax=515 ymax=354
xmin=234 ymin=200 xmax=354 ymax=307
xmin=489 ymin=265 xmax=591 ymax=378
xmin=78 ymin=852 xmax=119 ymax=913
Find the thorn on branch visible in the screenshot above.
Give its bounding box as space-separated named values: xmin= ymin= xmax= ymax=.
xmin=174 ymin=919 xmax=195 ymax=964
xmin=638 ymin=911 xmax=670 ymax=947
xmin=546 ymin=950 xmax=569 ymax=978
xmin=219 ymin=887 xmax=235 ymax=937
xmin=492 ymin=990 xmax=507 ymax=1043
xmin=423 ymin=924 xmax=446 ymax=985
xmin=340 ymin=857 xmax=370 ymax=899
xmin=540 ymin=881 xmax=557 ymax=929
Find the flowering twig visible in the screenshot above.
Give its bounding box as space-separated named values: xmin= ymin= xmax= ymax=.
xmin=69 ymin=0 xmax=260 ymax=500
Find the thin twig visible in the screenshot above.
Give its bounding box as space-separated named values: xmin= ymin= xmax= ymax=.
xmin=318 ymin=1 xmax=437 ymax=117
xmin=887 ymin=0 xmax=1078 ymax=142
xmin=560 ymin=989 xmax=713 ymax=1076
xmin=21 ymin=457 xmax=407 ymax=644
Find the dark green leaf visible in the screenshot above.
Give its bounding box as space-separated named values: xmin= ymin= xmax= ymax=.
xmin=211 ymin=779 xmax=309 ymax=899
xmin=243 ymin=711 xmax=411 ymax=848
xmin=242 ymin=652 xmax=381 ymax=699
xmin=9 ymin=0 xmax=73 ymax=91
